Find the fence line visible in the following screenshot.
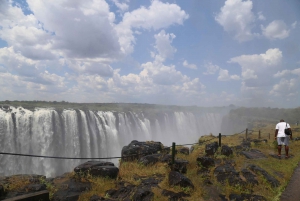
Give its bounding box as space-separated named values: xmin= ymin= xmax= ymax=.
xmin=0 ymin=127 xmax=274 ymax=160
xmin=0 ymin=137 xmax=217 ymax=160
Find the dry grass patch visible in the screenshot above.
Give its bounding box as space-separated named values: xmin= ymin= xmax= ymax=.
xmin=4 ymin=175 xmax=31 ymax=192
xmin=78 ymin=176 xmax=116 ymax=201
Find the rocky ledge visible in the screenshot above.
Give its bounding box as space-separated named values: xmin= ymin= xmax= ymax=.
xmin=0 ymin=138 xmax=283 ymax=201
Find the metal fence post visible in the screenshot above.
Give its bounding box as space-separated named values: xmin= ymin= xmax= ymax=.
xmin=219 ymin=133 xmax=221 ymax=147
xmin=171 ymin=142 xmax=175 ymax=170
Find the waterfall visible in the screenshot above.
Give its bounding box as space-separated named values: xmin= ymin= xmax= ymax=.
xmin=0 ymin=106 xmax=224 ymax=177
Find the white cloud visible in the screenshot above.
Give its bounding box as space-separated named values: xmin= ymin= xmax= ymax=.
xmin=116 ymin=0 xmax=189 ymax=54
xmin=257 ymin=12 xmax=266 ymax=21
xmin=274 ymin=68 xmax=300 ymax=78
xmin=26 ymin=0 xmax=121 ymax=59
xmin=183 ymin=60 xmax=197 ymax=70
xmin=229 ymin=48 xmax=282 ymax=81
xmin=153 ymin=30 xmax=177 ymax=61
xmin=242 ymin=69 xmax=257 ymax=79
xmin=217 ymin=69 xmax=240 ymax=81
xmin=203 ymin=62 xmax=220 ymax=75
xmin=111 ymin=0 xmax=129 ymax=12
xmin=261 ymin=20 xmax=290 ymax=40
xmin=292 ymin=21 xmax=297 ymax=29
xmin=215 ymin=0 xmax=257 ymax=42
xmin=270 ymin=78 xmax=299 ymax=97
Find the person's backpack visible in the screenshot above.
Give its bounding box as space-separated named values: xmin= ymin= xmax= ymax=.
xmin=284 ymin=123 xmax=292 ymax=135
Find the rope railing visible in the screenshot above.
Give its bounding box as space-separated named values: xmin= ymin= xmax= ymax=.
xmin=0 ymin=137 xmax=217 ymax=160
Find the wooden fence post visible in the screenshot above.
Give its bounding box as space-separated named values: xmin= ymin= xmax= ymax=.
xmin=246 ymin=128 xmax=248 ymax=140
xmin=171 ymin=142 xmax=175 ymax=170
xmin=269 ymin=133 xmax=270 ymax=140
xmin=259 ymin=130 xmax=261 ymax=139
xmin=219 ymin=133 xmax=221 ymax=147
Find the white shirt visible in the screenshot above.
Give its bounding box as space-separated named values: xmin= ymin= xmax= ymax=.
xmin=275 ymin=122 xmax=290 ymax=137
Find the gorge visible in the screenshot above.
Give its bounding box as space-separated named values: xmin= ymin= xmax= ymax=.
xmin=0 ymin=104 xmax=233 ymax=177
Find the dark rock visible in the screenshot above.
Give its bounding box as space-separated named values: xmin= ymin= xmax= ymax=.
xmin=53 ymin=191 xmax=82 ymax=201
xmin=205 ymin=142 xmax=219 ymax=156
xmin=241 ymin=169 xmax=258 ymax=185
xmin=139 ymin=154 xmax=162 ymax=165
xmin=248 ymin=165 xmax=280 ymax=187
xmin=161 ymin=189 xmax=190 ymax=200
xmin=203 ymin=178 xmax=213 ymax=185
xmin=219 ymin=194 xmax=228 ymax=201
xmin=171 ymin=159 xmax=189 ymax=174
xmin=168 ymin=171 xmax=194 ymax=189
xmin=229 ymin=193 xmax=266 ymax=201
xmin=24 ymin=183 xmax=47 ymax=192
xmin=221 ymin=145 xmax=233 ymax=156
xmin=214 ymin=164 xmax=245 ymax=186
xmin=197 ymin=169 xmax=210 ymax=178
xmin=74 ymin=161 xmax=114 ymax=174
xmin=122 ymin=140 xmax=163 ymax=161
xmin=132 ymin=187 xmax=154 ymax=201
xmin=105 ymin=184 xmax=135 ymax=200
xmin=90 ymin=195 xmax=114 ymax=201
xmin=241 ymin=149 xmax=267 ymax=159
xmin=52 ymin=178 xmax=91 ymax=201
xmin=197 ymin=157 xmax=215 ymax=169
xmin=240 ymin=141 xmax=251 ymax=149
xmin=140 ymin=177 xmax=163 ymax=188
xmin=0 ymin=184 xmax=5 ymax=197
xmin=89 ymin=166 xmax=119 ymax=179
xmin=163 ymin=146 xmax=171 ymax=154
xmin=178 ymin=147 xmax=189 ymax=155
xmin=160 ymin=154 xmax=172 ymax=163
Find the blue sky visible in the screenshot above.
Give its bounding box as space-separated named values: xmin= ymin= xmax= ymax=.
xmin=0 ymin=0 xmax=299 ymax=108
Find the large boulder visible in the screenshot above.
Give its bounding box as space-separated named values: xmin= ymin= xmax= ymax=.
xmin=171 ymin=159 xmax=189 ymax=174
xmin=89 ymin=166 xmax=119 ymax=179
xmin=241 ymin=169 xmax=258 ymax=185
xmin=74 ymin=161 xmax=114 ymax=174
xmin=168 ymin=171 xmax=194 ymax=189
xmin=221 ymin=145 xmax=233 ymax=156
xmin=214 ymin=164 xmax=245 ymax=186
xmin=132 ymin=187 xmax=154 ymax=201
xmin=205 ymin=142 xmax=219 ymax=156
xmin=138 ymin=154 xmax=162 ymax=165
xmin=74 ymin=161 xmax=118 ymax=179
xmin=197 ymin=157 xmax=215 ymax=169
xmin=52 ymin=178 xmax=91 ymax=201
xmin=248 ymin=165 xmax=280 ymax=187
xmin=122 ymin=140 xmax=163 ymax=161
xmin=241 ymin=149 xmax=267 ymax=159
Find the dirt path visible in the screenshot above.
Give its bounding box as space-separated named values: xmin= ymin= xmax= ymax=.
xmin=280 ymin=162 xmax=300 ymax=201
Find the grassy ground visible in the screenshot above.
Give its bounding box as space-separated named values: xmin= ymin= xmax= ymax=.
xmin=3 ymin=122 xmax=299 ymax=200
xmin=73 ymin=123 xmax=300 ymax=201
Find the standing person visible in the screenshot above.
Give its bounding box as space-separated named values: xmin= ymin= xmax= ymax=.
xmin=275 ymin=119 xmax=293 ymax=158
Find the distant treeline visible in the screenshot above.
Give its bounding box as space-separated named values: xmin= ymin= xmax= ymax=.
xmin=0 ymin=100 xmax=230 ymax=114
xmin=228 ymin=107 xmax=300 ymax=124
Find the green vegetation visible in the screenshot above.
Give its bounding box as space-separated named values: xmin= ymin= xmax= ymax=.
xmin=229 ymin=107 xmax=300 ymax=125
xmin=0 ymin=100 xmax=230 ymax=114
xmin=74 ymin=122 xmax=300 ymax=201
